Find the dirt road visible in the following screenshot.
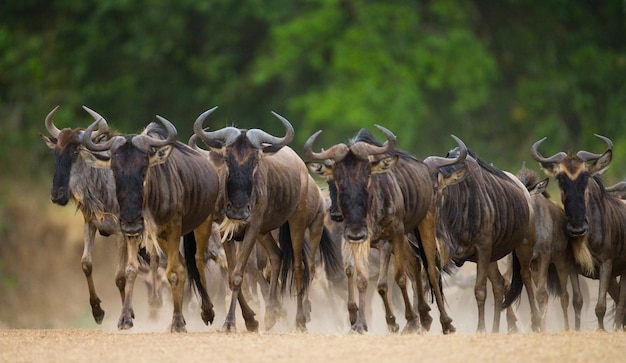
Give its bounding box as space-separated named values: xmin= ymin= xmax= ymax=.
xmin=1 ymin=328 xmax=625 ymax=363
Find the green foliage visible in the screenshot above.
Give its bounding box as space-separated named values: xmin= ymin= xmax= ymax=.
xmin=1 ymin=0 xmax=625 ymax=179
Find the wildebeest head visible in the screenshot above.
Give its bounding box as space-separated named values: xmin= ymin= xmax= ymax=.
xmin=423 ymin=135 xmax=469 ymax=196
xmin=531 ymin=134 xmax=613 ymax=237
xmin=79 ymin=114 xmax=177 ymax=236
xmin=193 ymin=107 xmax=294 ymax=222
xmin=40 ymin=106 xmax=110 ymax=205
xmin=304 ymin=126 xmax=399 ymax=243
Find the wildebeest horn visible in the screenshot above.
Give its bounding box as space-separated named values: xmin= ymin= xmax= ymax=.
xmin=83 ymin=118 xmax=120 ymax=151
xmin=605 ymin=180 xmax=626 ymax=193
xmin=424 ymin=135 xmax=468 ymax=170
xmin=530 ymin=137 xmax=567 ymax=164
xmin=303 ymin=130 xmax=349 ymax=162
xmin=246 ymin=112 xmax=295 ymax=149
xmin=193 ymin=106 xmax=241 ymax=148
xmin=147 ymin=116 xmax=178 ymax=147
xmin=576 ymin=134 xmax=613 ymax=162
xmin=82 ymin=105 xmax=110 ymax=134
xmin=45 ymin=106 xmax=61 ymax=138
xmin=361 ymin=124 xmax=396 ymax=155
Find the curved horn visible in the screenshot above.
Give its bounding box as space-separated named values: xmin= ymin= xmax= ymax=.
xmin=82 ymin=105 xmax=110 ymax=133
xmin=605 ymin=180 xmax=626 ymax=194
xmin=531 ymin=137 xmax=567 ymax=164
xmin=424 ymin=135 xmax=468 ymax=170
xmin=246 ymin=111 xmax=295 ymax=149
xmin=149 ymin=116 xmax=178 ymax=147
xmin=303 ymin=130 xmax=349 ymax=161
xmin=188 ymin=133 xmax=211 ymax=157
xmin=576 ymin=134 xmax=613 ymax=162
xmin=355 ymin=124 xmax=397 ymax=157
xmin=193 ymin=106 xmax=241 ymax=148
xmin=83 ymin=118 xmax=118 ymax=151
xmin=45 ymin=106 xmax=61 ymax=138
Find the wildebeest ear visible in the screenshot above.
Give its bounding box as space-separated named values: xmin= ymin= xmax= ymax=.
xmin=371 ymin=155 xmax=398 ymax=174
xmin=529 ymin=178 xmax=549 ymax=195
xmin=79 ymin=149 xmax=111 ymax=169
xmin=439 ymin=163 xmax=467 ymax=189
xmin=589 ymin=150 xmax=612 ymax=175
xmin=538 ymin=162 xmax=559 ymax=176
xmin=306 ymin=162 xmax=333 ymax=177
xmin=149 ymin=145 xmax=173 ymax=166
xmin=40 ymin=133 xmax=57 ymax=149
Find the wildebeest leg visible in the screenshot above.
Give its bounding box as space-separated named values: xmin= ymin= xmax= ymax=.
xmin=411 ymin=257 xmax=433 ymax=332
xmin=514 ymin=244 xmax=541 ymax=332
xmin=113 ymin=233 xmax=128 ymax=305
xmin=569 ymin=270 xmax=583 ymax=331
xmin=257 ymin=233 xmax=284 ymax=330
xmin=474 ymin=250 xmax=491 ymax=333
xmin=118 ymin=235 xmax=140 ymax=330
xmin=222 ymin=238 xmax=239 ymax=332
xmin=350 ymin=241 xmax=369 ymax=333
xmin=146 ymin=250 xmax=163 ymax=320
xmin=487 ymin=262 xmax=507 ymax=333
xmin=530 ymin=254 xmax=549 ymax=332
xmin=615 ymin=274 xmax=626 ymax=331
xmin=303 ymin=209 xmax=326 ymax=322
xmin=375 ymin=240 xmax=400 ymax=333
xmin=161 ymin=224 xmax=189 ymax=333
xmin=595 ymin=260 xmax=613 ymax=331
xmin=287 ymin=220 xmax=309 ymax=332
xmin=552 ymin=258 xmax=572 ymax=331
xmin=345 ymin=256 xmax=358 ymax=326
xmin=416 ymin=215 xmax=455 ymax=334
xmin=223 ymin=230 xmax=260 ymax=333
xmin=81 ymin=222 xmax=106 ymax=324
xmin=193 ymin=218 xmax=216 ymax=326
xmin=389 ymin=235 xmax=420 ymax=334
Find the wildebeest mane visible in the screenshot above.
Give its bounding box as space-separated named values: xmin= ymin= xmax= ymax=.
xmin=351 ymin=128 xmax=419 ymax=162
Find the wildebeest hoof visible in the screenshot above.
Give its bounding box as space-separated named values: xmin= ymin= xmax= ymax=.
xmin=350 ymin=322 xmax=368 ymax=334
xmin=385 ymin=315 xmax=399 ymax=333
xmin=221 ymin=322 xmax=237 ymax=333
xmin=117 ymin=316 xmax=134 ymax=330
xmin=443 ymin=323 xmax=456 ymax=335
xmin=170 ymin=322 xmax=187 ymax=333
xmin=348 ymin=303 xmax=358 ymax=325
xmin=401 ymin=319 xmax=422 ymax=334
xmin=245 ymin=319 xmax=259 ymax=333
xmin=92 ymin=305 xmax=105 ymax=325
xmin=202 ymin=308 xmax=215 ymax=325
xmin=419 ymin=311 xmax=433 ymax=332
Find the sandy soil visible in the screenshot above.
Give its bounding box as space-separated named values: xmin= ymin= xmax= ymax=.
xmin=1 ymin=329 xmax=625 ymax=363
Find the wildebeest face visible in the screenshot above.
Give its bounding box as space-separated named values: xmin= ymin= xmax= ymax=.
xmin=223 ymin=137 xmax=259 ymax=222
xmin=333 ymin=153 xmax=371 ymax=242
xmin=42 ymin=128 xmax=83 ymax=205
xmin=531 ymin=134 xmax=613 ymax=238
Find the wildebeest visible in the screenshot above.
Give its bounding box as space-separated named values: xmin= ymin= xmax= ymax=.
xmin=79 ymin=113 xmax=219 ymax=332
xmin=531 ymin=134 xmax=626 ymax=330
xmin=517 ymin=163 xmax=584 ymax=331
xmin=40 ymin=106 xmax=163 ymax=324
xmin=304 ymin=127 xmax=467 ymax=334
xmin=432 ymin=143 xmax=540 ymax=333
xmin=193 ymin=107 xmax=341 ymax=332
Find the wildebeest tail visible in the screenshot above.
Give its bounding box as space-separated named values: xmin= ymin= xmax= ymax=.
xmin=319 ymin=226 xmax=343 ymax=277
xmin=183 ymin=232 xmax=209 ymax=305
xmin=502 ymin=250 xmax=522 ymax=309
xmin=279 ymin=222 xmax=310 ymax=297
xmin=546 ymin=263 xmax=562 ymax=296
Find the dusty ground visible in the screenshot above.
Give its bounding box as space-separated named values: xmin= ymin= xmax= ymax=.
xmin=2 ymin=181 xmax=626 ymax=362
xmin=1 ymin=329 xmax=626 ymax=363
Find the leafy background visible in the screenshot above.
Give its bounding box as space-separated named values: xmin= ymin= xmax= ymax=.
xmin=0 ymin=0 xmax=625 ymax=328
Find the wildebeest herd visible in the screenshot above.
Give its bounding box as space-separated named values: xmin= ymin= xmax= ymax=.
xmin=40 ymin=106 xmax=626 ymax=334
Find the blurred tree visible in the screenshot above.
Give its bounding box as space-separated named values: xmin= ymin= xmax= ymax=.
xmin=0 ymin=0 xmax=625 ymax=179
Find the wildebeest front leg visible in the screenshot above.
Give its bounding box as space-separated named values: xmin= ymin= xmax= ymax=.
xmin=595 ymin=260 xmax=613 ymax=331
xmin=474 ymin=250 xmax=490 ymax=333
xmin=82 ymin=222 xmax=105 ymax=324
xmin=487 ymin=262 xmax=508 ymax=333
xmin=350 ymin=242 xmax=369 ymax=333
xmin=390 ymin=235 xmax=420 ymax=334
xmin=193 ymin=218 xmax=216 ymax=326
xmin=118 ymin=235 xmax=140 ymax=330
xmin=375 ymin=241 xmax=400 ymax=333
xmin=162 ymin=226 xmax=188 ymax=333
xmin=257 ymin=233 xmax=284 ymax=331
xmin=615 ymin=273 xmax=626 ymax=331
xmin=569 ymin=270 xmax=583 ymax=331
xmin=223 ymin=231 xmax=259 ymax=333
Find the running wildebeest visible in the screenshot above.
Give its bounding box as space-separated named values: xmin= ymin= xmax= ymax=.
xmin=79 ymin=113 xmax=219 ymax=333
xmin=432 ymin=143 xmax=540 ymax=333
xmin=304 ymin=128 xmax=467 ymax=334
xmin=518 ymin=163 xmax=584 ymax=331
xmin=40 ymin=106 xmax=163 ymax=324
xmin=193 ymin=107 xmax=341 ymax=332
xmin=531 ymin=134 xmax=626 ymax=330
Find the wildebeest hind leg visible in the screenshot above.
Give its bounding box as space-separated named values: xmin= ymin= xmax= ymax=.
xmin=82 ymin=223 xmax=105 ymax=324
xmin=375 ymin=241 xmax=400 ymax=333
